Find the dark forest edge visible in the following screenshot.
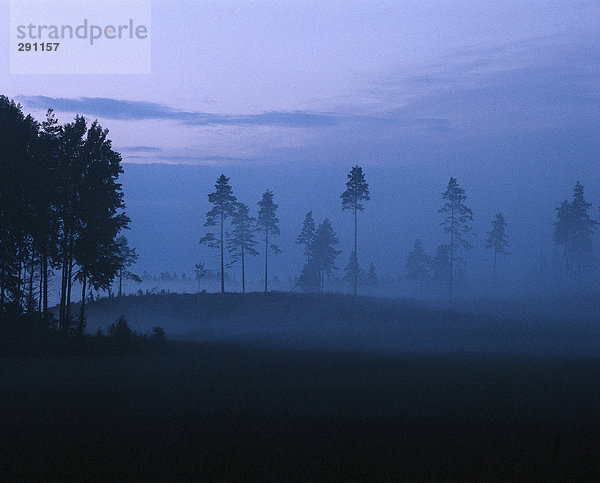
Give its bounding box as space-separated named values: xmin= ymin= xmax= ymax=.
xmin=0 ymin=311 xmax=166 ymax=356
xmin=0 ymin=96 xmax=136 ymax=335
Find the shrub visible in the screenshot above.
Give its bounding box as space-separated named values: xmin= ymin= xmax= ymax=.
xmin=150 ymin=326 xmax=167 ymax=352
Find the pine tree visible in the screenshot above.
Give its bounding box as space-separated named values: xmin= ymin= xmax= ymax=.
xmin=257 ymin=190 xmax=280 ymax=292
xmin=312 ymin=219 xmax=341 ymax=292
xmin=296 ymin=211 xmax=316 ymax=266
xmin=343 ymin=251 xmax=360 ymax=289
xmin=485 ymin=212 xmax=509 ymax=279
xmin=406 ymin=239 xmax=431 ymax=282
xmin=438 ymin=177 xmax=473 ymax=297
xmin=297 ymin=259 xmax=321 ymax=293
xmin=200 ymin=174 xmax=237 ymax=293
xmin=432 ymin=244 xmax=451 ymax=289
xmin=554 ymin=181 xmax=597 ymax=289
xmin=341 ymin=166 xmax=369 ymax=295
xmin=366 ymin=263 xmax=378 ymax=287
xmin=227 ymin=202 xmax=258 ymax=293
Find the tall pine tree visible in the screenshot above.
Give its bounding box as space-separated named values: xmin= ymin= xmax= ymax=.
xmin=257 ymin=190 xmax=280 ymax=293
xmin=341 ymin=166 xmax=369 ymax=296
xmin=296 ymin=211 xmax=316 ymax=266
xmin=438 ymin=177 xmax=473 ymax=297
xmin=485 ymin=212 xmax=509 ymax=280
xmin=227 ymin=202 xmax=258 ymax=293
xmin=200 ymin=174 xmax=237 ymax=293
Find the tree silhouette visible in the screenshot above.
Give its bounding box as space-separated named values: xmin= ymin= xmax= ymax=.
xmin=343 ymin=251 xmax=360 ymax=289
xmin=312 ymin=218 xmax=341 ymax=292
xmin=257 ymin=190 xmax=280 ymax=292
xmin=0 ymin=97 xmax=130 ymax=329
xmin=341 ymin=166 xmax=369 ymax=296
xmin=194 ymin=262 xmax=208 ymax=293
xmin=296 ymin=211 xmax=316 ymax=266
xmin=114 ymin=236 xmax=140 ymax=298
xmin=432 ymin=244 xmax=451 ymax=290
xmin=406 ymin=239 xmax=431 ymax=283
xmin=200 ymin=174 xmax=237 ymax=293
xmin=485 ymin=212 xmax=509 ymax=280
xmin=227 ymin=202 xmax=258 ymax=293
xmin=438 ymin=177 xmax=473 ymax=297
xmin=554 ymin=181 xmax=597 ymax=289
xmin=366 ymin=263 xmax=378 ymax=287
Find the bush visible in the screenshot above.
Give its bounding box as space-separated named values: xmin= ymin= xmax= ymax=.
xmin=150 ymin=326 xmax=167 ymax=352
xmin=108 ymin=315 xmax=134 ymax=341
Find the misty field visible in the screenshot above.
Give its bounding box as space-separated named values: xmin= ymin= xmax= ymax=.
xmin=2 ymin=293 xmax=600 ymax=479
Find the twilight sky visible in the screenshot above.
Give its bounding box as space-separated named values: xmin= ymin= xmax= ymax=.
xmin=2 ymin=1 xmax=600 ymax=288
xmin=2 ymin=0 xmax=598 ymax=169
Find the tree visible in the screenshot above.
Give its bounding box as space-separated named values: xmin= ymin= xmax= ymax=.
xmin=438 ymin=177 xmax=473 ymax=297
xmin=114 ymin=236 xmax=140 ymax=297
xmin=296 ymin=211 xmax=316 ymax=266
xmin=366 ymin=263 xmax=378 ymax=287
xmin=297 ymin=258 xmax=321 ymax=293
xmin=406 ymin=239 xmax=431 ymax=283
xmin=485 ymin=212 xmax=509 ymax=279
xmin=0 ymin=97 xmax=39 ymax=318
xmin=554 ymin=181 xmax=597 ymax=289
xmin=432 ymin=244 xmax=451 ymax=289
xmin=312 ymin=218 xmax=341 ymax=292
xmin=194 ymin=262 xmax=208 ymax=293
xmin=69 ymin=120 xmax=130 ymax=331
xmin=0 ymin=98 xmax=130 ymax=331
xmin=257 ymin=190 xmax=280 ymax=292
xmin=200 ymin=175 xmax=237 ymax=293
xmin=226 ymin=202 xmax=258 ymax=293
xmin=341 ymin=166 xmax=370 ymax=296
xmin=343 ymin=251 xmax=360 ymax=289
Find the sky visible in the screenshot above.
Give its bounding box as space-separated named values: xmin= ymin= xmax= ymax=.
xmin=2 ymin=1 xmax=600 ymax=292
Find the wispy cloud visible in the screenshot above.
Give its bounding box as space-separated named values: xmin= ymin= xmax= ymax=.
xmin=119 ymin=146 xmax=162 ymax=153
xmin=16 ymin=96 xmax=341 ymax=128
xmin=15 ymin=95 xmax=453 ymax=133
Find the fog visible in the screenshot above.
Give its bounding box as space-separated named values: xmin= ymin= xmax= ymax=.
xmin=118 ymin=154 xmax=600 ymax=301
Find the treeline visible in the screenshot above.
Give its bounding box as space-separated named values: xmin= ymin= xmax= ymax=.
xmin=200 ymin=170 xmax=599 ymax=297
xmin=0 ymin=96 xmax=133 ymax=332
xmin=198 ymin=167 xmax=372 ymax=294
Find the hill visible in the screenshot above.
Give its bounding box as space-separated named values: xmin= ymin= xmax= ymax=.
xmin=80 ymin=291 xmax=600 ymax=357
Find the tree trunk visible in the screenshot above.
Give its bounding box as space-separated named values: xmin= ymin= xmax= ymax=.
xmin=354 ymin=207 xmax=358 ymax=296
xmin=28 ymin=247 xmax=35 ymax=311
xmin=38 ymin=254 xmax=43 ymax=314
xmin=450 ymin=204 xmax=455 ymax=299
xmin=264 ymin=231 xmax=268 ymax=293
xmin=220 ymin=213 xmax=225 ymax=293
xmin=42 ymin=250 xmax=48 ymax=317
xmin=118 ymin=269 xmax=123 ymax=297
xmin=79 ymin=272 xmax=87 ymax=331
xmin=59 ymin=252 xmax=67 ymax=328
xmin=66 ymin=253 xmax=73 ymax=327
xmin=241 ymin=236 xmax=246 ymax=294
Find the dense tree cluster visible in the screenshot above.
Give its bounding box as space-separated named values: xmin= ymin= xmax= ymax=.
xmin=0 ymin=97 xmax=130 ymax=330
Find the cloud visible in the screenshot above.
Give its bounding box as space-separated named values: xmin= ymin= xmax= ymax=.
xmin=119 ymin=146 xmax=162 ymax=153
xmin=16 ymin=96 xmax=341 ymax=128
xmin=15 ymin=95 xmax=453 ymax=133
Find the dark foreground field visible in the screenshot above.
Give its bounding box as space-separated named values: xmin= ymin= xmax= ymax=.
xmin=2 ymin=340 xmax=600 ymax=480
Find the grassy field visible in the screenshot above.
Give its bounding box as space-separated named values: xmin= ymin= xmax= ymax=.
xmin=1 ymin=340 xmax=600 ymax=479
xmin=3 ymin=292 xmax=600 ymax=479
